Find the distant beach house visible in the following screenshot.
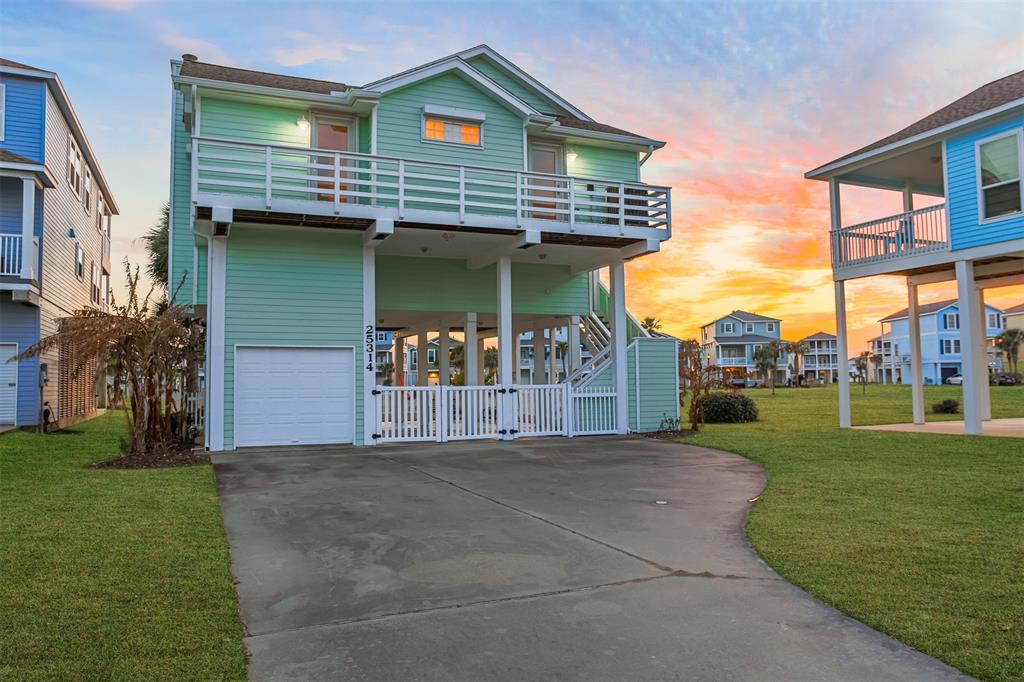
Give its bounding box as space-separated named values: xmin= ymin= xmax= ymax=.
xmin=806 ymin=69 xmax=1024 ymax=434
xmin=700 ymin=311 xmax=790 ymax=384
xmin=798 ymin=332 xmax=839 ymax=384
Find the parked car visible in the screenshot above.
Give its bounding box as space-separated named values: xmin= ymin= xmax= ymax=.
xmin=995 ymin=373 xmax=1018 ymax=386
xmin=945 ymin=374 xmax=963 ymax=385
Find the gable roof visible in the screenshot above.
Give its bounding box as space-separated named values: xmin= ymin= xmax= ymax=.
xmin=877 ymin=298 xmax=1006 ymax=322
xmin=1003 ymin=302 xmax=1024 ymax=315
xmin=728 ymin=310 xmax=780 ymax=323
xmin=0 ymin=57 xmax=41 ymax=70
xmin=808 ymin=69 xmax=1024 ymax=177
xmin=178 ymin=57 xmax=349 ymax=94
xmin=801 ymin=331 xmax=836 ymax=342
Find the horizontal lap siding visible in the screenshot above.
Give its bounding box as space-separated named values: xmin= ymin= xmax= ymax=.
xmin=0 ymin=177 xmax=23 ymax=234
xmin=465 ymin=58 xmax=562 ymax=114
xmin=569 ymin=143 xmax=639 ymax=182
xmin=169 ymin=88 xmax=194 ymax=305
xmin=1 ymin=296 xmax=40 ymax=425
xmin=375 ymin=256 xmax=588 ymax=315
xmin=628 ymin=338 xmax=679 ymax=432
xmin=223 ymin=228 xmax=363 ymax=449
xmin=946 ymin=116 xmax=1024 ymax=250
xmin=200 ymin=97 xmax=310 ymax=146
xmin=0 ymin=76 xmax=45 ymax=162
xmin=376 ymin=72 xmax=524 ymax=170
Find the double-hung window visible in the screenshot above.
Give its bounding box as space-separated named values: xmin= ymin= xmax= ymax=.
xmin=942 ymin=339 xmax=961 ymax=355
xmin=988 ymin=313 xmax=1001 ymax=329
xmin=74 ymin=243 xmax=84 ymax=280
xmin=745 ymin=323 xmax=754 ymax=333
xmin=721 ymin=322 xmax=735 ymax=334
xmin=978 ymin=131 xmax=1022 ymax=221
xmin=767 ymin=322 xmax=776 ymax=332
xmin=944 ymin=312 xmax=959 ymax=330
xmin=422 ymin=105 xmax=484 ymax=147
xmin=84 ymin=168 xmax=93 ymax=213
xmin=90 ymin=262 xmax=100 ymax=305
xmin=67 ymin=136 xmax=83 ymax=197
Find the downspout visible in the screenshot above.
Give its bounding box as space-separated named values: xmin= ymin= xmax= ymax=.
xmin=639 ymin=145 xmax=655 ymax=166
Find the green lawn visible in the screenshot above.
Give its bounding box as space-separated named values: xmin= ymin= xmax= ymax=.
xmin=682 ymin=384 xmax=1024 ymax=682
xmin=0 ymin=412 xmax=247 ymax=681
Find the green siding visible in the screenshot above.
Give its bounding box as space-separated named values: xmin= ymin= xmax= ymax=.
xmin=196 ymin=243 xmax=208 ymax=305
xmin=223 ymin=228 xmax=364 ymax=449
xmin=199 ymin=97 xmax=310 ymax=146
xmin=376 ymin=256 xmax=588 ymax=315
xmin=376 ymin=72 xmax=525 ymax=170
xmin=169 ymin=88 xmax=194 ymax=306
xmin=465 ymin=57 xmax=563 ymax=114
xmin=567 ymin=142 xmax=639 ymax=182
xmin=627 ymin=338 xmax=679 ymax=432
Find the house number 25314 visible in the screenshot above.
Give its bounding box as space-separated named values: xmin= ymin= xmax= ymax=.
xmin=365 ymin=325 xmax=375 ymax=372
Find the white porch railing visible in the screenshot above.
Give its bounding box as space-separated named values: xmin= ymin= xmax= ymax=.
xmin=717 ymin=357 xmax=748 ymax=366
xmin=831 ymin=204 xmax=949 ymax=269
xmin=192 ymin=137 xmax=671 ymax=238
xmin=0 ymin=235 xmax=37 ymax=278
xmin=374 ymin=382 xmax=617 ymax=443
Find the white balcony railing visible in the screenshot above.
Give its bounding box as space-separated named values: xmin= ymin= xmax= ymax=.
xmin=191 ymin=137 xmax=671 ymax=239
xmin=0 ymin=234 xmax=38 ymax=279
xmin=717 ymin=357 xmax=748 ymax=366
xmin=831 ymin=204 xmax=949 ymax=269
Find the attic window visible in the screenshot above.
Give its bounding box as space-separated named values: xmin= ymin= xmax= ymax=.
xmin=422 ymin=105 xmax=484 ymax=147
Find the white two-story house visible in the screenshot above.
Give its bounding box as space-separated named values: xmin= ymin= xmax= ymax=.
xmin=799 ymin=332 xmax=839 ymax=384
xmin=806 ymin=69 xmax=1024 ymax=433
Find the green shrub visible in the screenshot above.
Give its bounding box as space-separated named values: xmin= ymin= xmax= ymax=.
xmin=703 ymin=392 xmax=759 ymax=423
xmin=932 ymin=398 xmax=959 ymax=414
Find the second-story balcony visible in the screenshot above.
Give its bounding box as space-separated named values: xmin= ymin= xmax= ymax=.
xmin=831 ymin=204 xmax=949 ymax=272
xmin=0 ymin=234 xmax=39 ymax=281
xmin=191 ymin=138 xmax=672 ymax=244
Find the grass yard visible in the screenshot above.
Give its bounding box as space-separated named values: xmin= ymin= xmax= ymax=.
xmin=0 ymin=412 xmax=247 ymax=681
xmin=682 ymin=384 xmax=1024 ymax=682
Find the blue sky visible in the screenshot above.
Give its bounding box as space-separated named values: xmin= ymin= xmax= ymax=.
xmin=2 ymin=0 xmax=1022 ymax=344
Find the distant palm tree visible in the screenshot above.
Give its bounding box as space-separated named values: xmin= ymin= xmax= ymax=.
xmin=753 ymin=341 xmax=782 ymax=395
xmin=641 ymin=316 xmax=663 ymax=334
xmin=996 ymin=329 xmax=1024 ymax=374
xmin=139 ymin=202 xmax=169 ymax=291
xmin=783 ymin=341 xmax=809 ymax=384
xmin=557 ymin=339 xmax=569 ymax=377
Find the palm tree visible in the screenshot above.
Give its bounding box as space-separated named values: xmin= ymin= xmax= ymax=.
xmin=557 ymin=339 xmax=569 ymax=377
xmin=753 ymin=341 xmax=782 ymax=395
xmin=783 ymin=341 xmax=809 ymax=385
xmin=996 ymin=328 xmax=1024 ymax=375
xmin=139 ymin=202 xmax=169 ymax=291
xmin=641 ymin=316 xmax=663 ymax=334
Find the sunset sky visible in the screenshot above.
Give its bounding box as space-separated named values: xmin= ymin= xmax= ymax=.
xmin=2 ymin=0 xmax=1021 ymax=352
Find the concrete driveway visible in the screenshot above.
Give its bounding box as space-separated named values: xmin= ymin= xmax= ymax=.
xmin=213 ymin=437 xmax=966 ymax=681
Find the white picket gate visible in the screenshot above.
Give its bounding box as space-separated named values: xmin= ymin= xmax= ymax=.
xmin=374 ymin=383 xmax=618 ymax=443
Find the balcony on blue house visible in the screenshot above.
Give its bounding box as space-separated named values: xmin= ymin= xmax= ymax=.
xmin=0 ymin=171 xmax=44 ymax=289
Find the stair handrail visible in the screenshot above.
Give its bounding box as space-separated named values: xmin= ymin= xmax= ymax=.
xmin=565 ymin=345 xmax=611 ymax=387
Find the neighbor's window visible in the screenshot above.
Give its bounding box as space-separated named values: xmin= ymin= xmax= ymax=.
xmin=745 ymin=323 xmax=754 ymax=333
xmin=101 ymin=272 xmax=110 ymax=305
xmin=721 ymin=322 xmax=735 ymax=334
xmin=67 ymin=136 xmax=83 ymax=197
xmin=90 ymin=262 xmax=101 ymax=305
xmin=83 ymin=168 xmax=93 ymax=213
xmin=979 ymin=132 xmax=1022 ymax=220
xmin=427 ymin=348 xmax=437 ymax=364
xmin=767 ymin=322 xmax=776 ymax=332
xmin=988 ymin=312 xmax=1001 ymax=328
xmin=74 ymin=243 xmax=84 ymax=279
xmin=942 ymin=339 xmax=961 ymax=355
xmin=944 ymin=312 xmax=960 ymax=330
xmin=423 ymin=117 xmax=482 ymax=146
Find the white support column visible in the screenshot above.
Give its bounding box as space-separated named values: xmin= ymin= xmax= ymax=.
xmin=438 ymin=325 xmax=450 ymax=386
xmin=532 ymin=329 xmax=545 ymax=384
xmin=834 ymin=280 xmax=852 ymax=428
xmin=21 ymin=178 xmax=35 ymax=279
xmin=902 ymin=181 xmax=914 ymax=212
xmin=464 ymin=313 xmax=478 ymax=386
xmin=548 ymin=327 xmax=558 ymax=383
xmin=417 ymin=331 xmax=429 ymax=387
xmin=476 ymin=337 xmax=486 ymax=385
xmin=976 ymin=288 xmax=992 ymax=421
xmin=395 ymin=336 xmax=405 ymax=386
xmin=363 ymin=245 xmax=377 ymax=445
xmin=907 ymin=282 xmax=925 ymax=425
xmin=497 ymin=256 xmax=514 ymax=438
xmin=568 ymin=315 xmax=582 ymax=373
xmin=955 ymin=260 xmax=982 ymax=435
xmin=610 ymin=261 xmax=629 ymax=434
xmin=207 ymin=237 xmax=227 ymax=451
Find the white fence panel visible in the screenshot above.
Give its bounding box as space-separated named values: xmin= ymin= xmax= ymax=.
xmin=570 ymin=387 xmax=618 ymax=436
xmin=514 ymin=385 xmax=567 ymax=437
xmin=445 ymin=386 xmax=502 ymax=440
xmin=376 ymin=386 xmax=440 ymax=443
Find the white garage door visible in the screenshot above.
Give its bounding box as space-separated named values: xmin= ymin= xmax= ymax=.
xmin=235 ymin=346 xmax=354 ymax=447
xmin=0 ymin=343 xmax=16 ymax=425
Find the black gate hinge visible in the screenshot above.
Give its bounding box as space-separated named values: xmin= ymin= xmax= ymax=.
xmin=497 ymin=388 xmax=507 ymax=394
xmin=509 ymin=388 xmax=518 ymax=393
xmin=499 ymin=429 xmax=507 ymax=434
xmin=372 ymin=433 xmax=381 ymax=439
xmin=509 ymin=429 xmax=519 ymax=434
xmin=371 ymin=389 xmax=382 ymax=395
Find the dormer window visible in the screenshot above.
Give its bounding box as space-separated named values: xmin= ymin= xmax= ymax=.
xmin=978 ymin=131 xmax=1022 ymax=221
xmin=422 ymin=105 xmax=484 ymax=147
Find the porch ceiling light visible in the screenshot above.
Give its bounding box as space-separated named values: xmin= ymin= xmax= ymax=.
xmin=566 ymin=149 xmax=578 ymax=163
xmin=296 ymin=116 xmax=310 ymax=131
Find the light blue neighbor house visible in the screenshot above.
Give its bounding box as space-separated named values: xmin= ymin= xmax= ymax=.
xmin=167 ymin=45 xmax=679 ymax=450
xmin=874 ymin=299 xmax=1005 ymax=385
xmin=700 ymin=310 xmax=790 ymax=383
xmin=1 ymin=58 xmax=117 ymax=428
xmin=807 ymin=68 xmax=1024 ymax=434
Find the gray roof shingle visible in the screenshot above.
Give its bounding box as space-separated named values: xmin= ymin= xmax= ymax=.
xmin=800 ymin=331 xmax=836 ymax=341
xmin=0 ymin=149 xmax=36 ymax=164
xmin=179 ymin=58 xmax=349 ymax=94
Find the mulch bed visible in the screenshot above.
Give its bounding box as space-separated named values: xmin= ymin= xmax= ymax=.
xmin=640 ymin=429 xmax=699 ymax=440
xmin=93 ymin=443 xmax=209 ymax=469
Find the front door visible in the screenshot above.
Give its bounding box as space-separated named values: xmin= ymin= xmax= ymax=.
xmin=312 ymin=117 xmax=354 ymax=203
xmin=528 ymin=143 xmax=564 ymax=220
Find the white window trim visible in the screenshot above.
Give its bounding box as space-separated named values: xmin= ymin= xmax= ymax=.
xmin=975 ymin=128 xmax=1024 ymax=224
xmin=721 ymin=322 xmax=735 ymax=334
xmin=421 ymin=109 xmax=484 ymax=149
xmin=0 ymin=83 xmax=5 ymax=142
xmin=67 ymin=135 xmax=83 ymax=199
xmin=83 ymin=167 xmax=93 ymax=214
xmin=74 ymin=243 xmax=84 ymax=280
xmin=767 ymin=322 xmax=776 ymax=332
xmin=310 ymin=113 xmax=358 ymax=152
xmin=745 ymin=323 xmax=754 ymax=333
xmin=944 ymin=312 xmax=960 ymax=330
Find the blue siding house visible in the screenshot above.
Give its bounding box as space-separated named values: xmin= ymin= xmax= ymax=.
xmin=700 ymin=311 xmax=791 ymax=383
xmin=806 ymin=69 xmax=1024 ymax=434
xmin=877 ymin=299 xmax=1005 ymax=385
xmin=0 ymin=58 xmax=118 ymax=428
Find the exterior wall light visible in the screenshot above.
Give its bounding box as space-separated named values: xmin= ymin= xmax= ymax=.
xmin=297 ymin=116 xmax=310 ymax=131
xmin=565 ymin=149 xmax=578 ymax=163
